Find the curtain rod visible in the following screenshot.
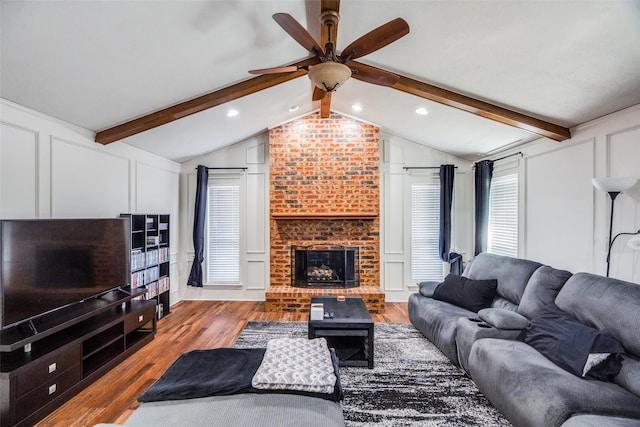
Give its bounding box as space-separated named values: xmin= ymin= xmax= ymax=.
xmin=195 ymin=167 xmax=247 ymax=171
xmin=471 ymin=151 xmax=523 ymax=169
xmin=489 ymin=151 xmax=523 ymax=163
xmin=402 ymin=166 xmax=458 ymax=170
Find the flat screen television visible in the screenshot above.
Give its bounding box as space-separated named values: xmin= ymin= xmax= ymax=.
xmin=0 ymin=218 xmax=130 ymax=330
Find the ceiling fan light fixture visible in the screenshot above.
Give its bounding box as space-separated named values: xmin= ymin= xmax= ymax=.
xmin=308 ymin=62 xmax=351 ymax=92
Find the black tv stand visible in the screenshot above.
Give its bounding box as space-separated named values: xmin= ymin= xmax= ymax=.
xmin=0 ymin=289 xmax=156 ymax=427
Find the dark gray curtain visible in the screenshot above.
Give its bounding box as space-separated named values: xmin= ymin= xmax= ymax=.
xmin=474 ymin=160 xmax=494 ymax=255
xmin=439 ymin=165 xmax=463 ymax=274
xmin=439 ymin=164 xmax=455 ymax=262
xmin=449 ymin=252 xmax=463 ymax=275
xmin=187 ymin=165 xmax=208 ymax=287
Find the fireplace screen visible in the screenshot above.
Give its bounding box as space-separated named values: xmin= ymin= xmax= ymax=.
xmin=291 ymin=245 xmax=359 ymax=288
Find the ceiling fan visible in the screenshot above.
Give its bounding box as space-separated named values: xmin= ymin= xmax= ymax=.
xmin=249 ymin=10 xmax=409 ymax=117
xmin=248 ymin=9 xmax=409 ymax=117
xmin=94 ymin=0 xmax=571 ymax=145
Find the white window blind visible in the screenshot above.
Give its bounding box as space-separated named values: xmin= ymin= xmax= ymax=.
xmin=411 ymin=180 xmax=443 ymax=283
xmin=488 ymin=173 xmax=518 ymax=257
xmin=206 ymin=179 xmax=240 ymax=284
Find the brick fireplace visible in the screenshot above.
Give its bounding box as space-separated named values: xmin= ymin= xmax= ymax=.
xmin=265 ymin=112 xmax=384 ymax=313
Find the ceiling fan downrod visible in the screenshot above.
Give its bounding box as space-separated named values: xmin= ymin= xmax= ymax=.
xmin=320 ymin=10 xmax=340 ymax=64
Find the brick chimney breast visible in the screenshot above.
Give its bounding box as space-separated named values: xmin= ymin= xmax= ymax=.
xmin=267 ymin=112 xmax=384 ymax=313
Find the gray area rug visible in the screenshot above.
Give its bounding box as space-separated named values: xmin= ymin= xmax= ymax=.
xmin=235 ymin=321 xmax=511 ymax=427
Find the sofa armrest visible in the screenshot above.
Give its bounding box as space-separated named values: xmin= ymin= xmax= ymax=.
xmin=478 ymin=308 xmax=529 ymax=330
xmin=418 ymin=281 xmax=440 ymax=297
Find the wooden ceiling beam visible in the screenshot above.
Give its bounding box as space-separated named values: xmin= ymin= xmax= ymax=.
xmin=349 ymin=60 xmax=571 ymax=141
xmin=95 ymin=57 xmax=318 ymax=145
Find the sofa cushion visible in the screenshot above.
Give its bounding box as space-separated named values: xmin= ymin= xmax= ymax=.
xmin=518 ymin=265 xmax=572 ymax=319
xmin=561 ymin=415 xmax=640 ymax=427
xmin=616 ymin=355 xmax=640 ymax=397
xmin=464 ymin=253 xmax=542 ymax=307
xmin=408 ymin=292 xmax=474 ymax=366
xmin=478 ymin=308 xmax=529 ymax=330
xmin=433 ymin=274 xmax=497 ymax=312
xmin=455 ymin=317 xmax=522 ymax=374
xmin=519 ymin=303 xmax=624 ymax=380
xmin=555 ymin=273 xmax=640 ymax=358
xmin=468 ymin=338 xmax=640 ymax=427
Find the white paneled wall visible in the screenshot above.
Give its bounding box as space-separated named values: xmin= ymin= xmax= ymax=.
xmin=50 ymin=137 xmax=131 ymax=216
xmin=525 ymin=140 xmax=596 ymax=272
xmin=0 ymin=99 xmax=181 ymax=304
xmin=5 ymin=97 xmax=638 ymax=308
xmin=381 ymin=133 xmax=473 ymax=302
xmin=179 ymin=134 xmax=269 ymax=302
xmin=502 ymin=105 xmax=640 ymax=283
xmin=0 ymin=123 xmax=38 ymax=217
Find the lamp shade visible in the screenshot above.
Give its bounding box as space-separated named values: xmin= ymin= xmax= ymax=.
xmin=628 ymin=233 xmax=640 ymax=251
xmin=308 ymin=62 xmax=351 ymax=92
xmin=592 ymin=177 xmax=638 ymax=193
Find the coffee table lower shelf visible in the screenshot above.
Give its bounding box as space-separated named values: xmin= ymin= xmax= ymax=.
xmin=309 ymin=327 xmax=373 ymax=368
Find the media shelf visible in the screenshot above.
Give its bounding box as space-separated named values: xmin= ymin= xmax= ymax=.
xmin=0 ymin=290 xmax=156 ymax=427
xmin=121 ymin=213 xmax=171 ymax=320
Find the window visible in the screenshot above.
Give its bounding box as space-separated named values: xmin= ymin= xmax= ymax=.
xmin=487 ymin=173 xmax=518 ymax=257
xmin=410 ymin=178 xmax=443 ymax=283
xmin=206 ymin=177 xmax=240 ymax=283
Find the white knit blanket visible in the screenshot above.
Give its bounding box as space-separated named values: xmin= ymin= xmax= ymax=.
xmin=251 ymin=337 xmax=336 ymax=394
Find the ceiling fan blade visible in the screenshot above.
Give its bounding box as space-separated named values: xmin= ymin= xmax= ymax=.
xmin=320 ymin=92 xmax=331 ymax=118
xmin=347 ymin=61 xmax=399 ymax=87
xmin=340 ymin=18 xmax=410 ymax=61
xmin=312 ymin=86 xmax=327 ymax=101
xmin=273 ymin=13 xmax=324 ymax=57
xmin=249 ymin=66 xmax=302 ymax=75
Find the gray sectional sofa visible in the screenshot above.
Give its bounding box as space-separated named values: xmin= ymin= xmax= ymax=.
xmin=408 ymin=253 xmax=640 ymax=427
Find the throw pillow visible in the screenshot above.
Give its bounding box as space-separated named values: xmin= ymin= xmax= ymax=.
xmin=519 ymin=303 xmax=625 ymax=380
xmin=432 ymin=274 xmax=498 ymax=312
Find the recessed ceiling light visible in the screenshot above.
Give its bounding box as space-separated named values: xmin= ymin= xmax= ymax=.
xmin=352 ymin=104 xmax=363 ymax=112
xmin=226 ymin=109 xmax=239 ymax=117
xmin=416 ymin=107 xmax=429 ymax=116
xmin=289 ymin=105 xmax=299 ymax=112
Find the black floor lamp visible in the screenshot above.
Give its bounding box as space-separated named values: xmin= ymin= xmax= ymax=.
xmin=592 ymin=176 xmax=639 ymax=277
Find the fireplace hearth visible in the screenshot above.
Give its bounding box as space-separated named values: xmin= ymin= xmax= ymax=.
xmin=292 ymin=245 xmax=359 ymax=288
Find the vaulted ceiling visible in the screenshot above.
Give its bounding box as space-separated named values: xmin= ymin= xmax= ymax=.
xmin=2 ymin=0 xmax=640 ymax=163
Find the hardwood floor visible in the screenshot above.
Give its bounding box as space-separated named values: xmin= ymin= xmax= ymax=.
xmin=36 ymin=300 xmax=409 ymax=426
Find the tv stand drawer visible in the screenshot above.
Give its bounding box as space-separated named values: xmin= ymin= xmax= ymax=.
xmin=124 ymin=302 xmax=156 ymax=334
xmin=16 ymin=343 xmax=81 ymax=397
xmin=15 ymin=364 xmax=82 ymax=422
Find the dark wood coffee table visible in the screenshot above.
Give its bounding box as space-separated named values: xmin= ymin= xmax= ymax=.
xmin=308 ymin=296 xmax=374 ymax=368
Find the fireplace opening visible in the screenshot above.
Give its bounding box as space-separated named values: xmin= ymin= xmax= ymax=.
xmin=291 ymin=245 xmax=359 ymax=288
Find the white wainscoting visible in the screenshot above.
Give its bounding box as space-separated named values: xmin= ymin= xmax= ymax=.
xmin=0 ymin=122 xmax=38 ymax=218
xmin=1 ymin=99 xmax=182 ymax=304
